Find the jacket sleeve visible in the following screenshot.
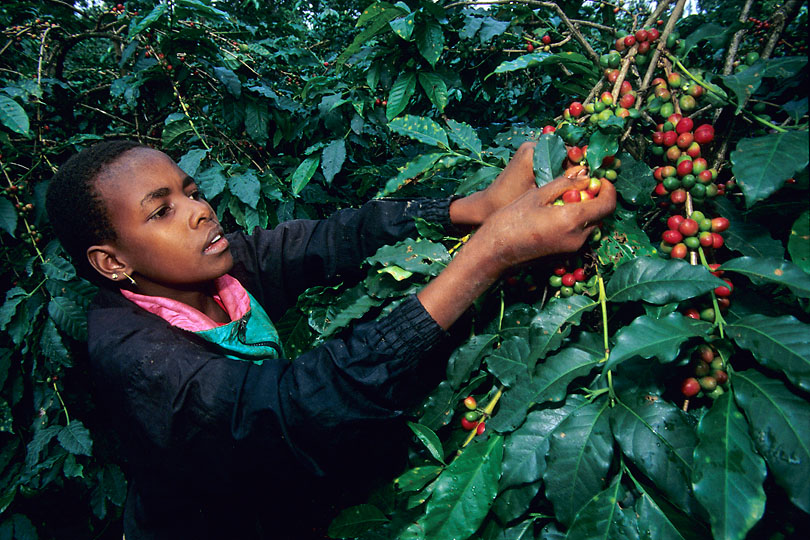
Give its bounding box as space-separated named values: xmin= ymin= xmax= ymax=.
xmin=227 ymin=197 xmax=455 ymax=317
xmin=89 ymin=292 xmax=446 ymax=487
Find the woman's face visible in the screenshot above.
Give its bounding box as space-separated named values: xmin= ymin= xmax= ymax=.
xmin=94 ymin=147 xmax=234 ymax=295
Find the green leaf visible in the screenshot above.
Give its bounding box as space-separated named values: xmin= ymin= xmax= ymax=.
xmin=227 ymin=170 xmax=260 ymax=209
xmin=394 ymin=465 xmax=442 ymax=492
xmin=213 ymin=66 xmax=242 ymax=98
xmin=423 ymin=435 xmax=503 ymax=540
xmin=733 ymin=370 xmax=810 ymax=513
xmin=614 ymin=152 xmax=655 ymax=206
xmin=390 ymin=12 xmax=416 ymax=40
xmin=0 ymin=514 xmax=37 ymax=540
xmin=607 ymin=313 xmax=710 ymax=371
xmin=597 ymin=208 xmax=659 ymax=267
xmin=634 ymin=493 xmax=690 ymax=540
xmin=720 ymin=256 xmax=810 ymax=298
xmin=500 ymin=396 xmax=584 ymax=490
xmin=388 ymin=114 xmax=448 ymax=149
xmin=486 ymin=337 xmax=531 ymax=388
xmin=586 ymin=130 xmax=619 ymax=172
xmin=726 ymin=314 xmax=810 ymax=392
xmin=713 ymin=198 xmax=784 ymax=258
xmin=48 ymin=296 xmax=87 ymax=341
xmin=693 ymin=392 xmax=766 ymax=540
xmin=127 ymin=2 xmax=168 ymax=38
xmin=611 ymin=393 xmax=698 ymax=514
xmin=407 ymin=422 xmax=444 ymax=464
xmin=445 ymin=119 xmax=482 ymax=158
xmin=40 ymin=318 xmax=70 ymax=368
xmin=730 ymin=131 xmax=810 ymax=207
xmin=544 ymin=400 xmax=613 ymax=526
xmin=245 ymin=100 xmax=269 ymax=144
xmin=416 ymin=18 xmax=444 ymax=67
xmin=490 ymin=341 xmax=600 ymax=434
xmin=418 ymin=73 xmax=448 ymax=113
xmin=606 ymin=257 xmax=726 ymax=304
xmin=162 ymin=118 xmax=193 ymax=147
xmin=57 ymin=421 xmax=93 ymax=456
xmin=532 ymin=133 xmax=567 ymax=187
xmin=378 ymin=152 xmax=445 ymax=197
xmin=321 ymin=139 xmax=346 ymax=185
xmin=788 ymin=211 xmax=810 ymax=272
xmin=367 ymin=239 xmax=450 ymax=276
xmin=337 ymin=4 xmax=406 ymax=70
xmin=328 ymin=504 xmax=389 ymax=539
xmin=447 ymin=334 xmax=497 ymax=390
xmin=0 ymin=288 xmax=26 ymax=332
xmin=527 ymin=295 xmax=597 ymax=372
xmin=0 ymin=198 xmax=17 ymax=237
xmin=196 ymin=164 xmax=227 ymax=199
xmin=318 ymin=282 xmax=382 ymax=339
xmin=386 ymin=72 xmax=417 ymax=120
xmin=42 ymin=255 xmax=76 ymax=282
xmin=680 ymin=22 xmax=737 ymax=57
xmin=0 ymin=95 xmax=30 ymax=137
xmin=564 ymin=474 xmax=640 ymax=540
xmin=91 ymin=464 xmax=127 ymax=519
xmin=492 ymin=52 xmax=550 ymax=75
xmin=177 ymin=148 xmax=209 ymax=178
xmin=289 ymin=156 xmax=320 ymax=197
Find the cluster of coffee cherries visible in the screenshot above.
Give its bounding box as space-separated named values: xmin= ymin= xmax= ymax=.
xmin=600 ymin=27 xmax=662 ymax=70
xmin=647 ymin=71 xmax=705 ymax=118
xmin=460 ymin=396 xmax=486 ymax=435
xmin=658 ymin=210 xmax=729 ymax=260
xmin=526 ymin=33 xmax=552 ymax=53
xmin=683 ymin=264 xmax=734 ymax=321
xmin=548 ymin=264 xmax=598 ymax=297
xmin=651 ymin=117 xmax=724 ymax=205
xmin=680 ymin=343 xmax=728 ymax=400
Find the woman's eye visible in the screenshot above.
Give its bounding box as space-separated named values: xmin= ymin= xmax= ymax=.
xmin=150 ymin=206 xmax=171 ymax=220
xmin=189 ymin=190 xmax=205 ymax=201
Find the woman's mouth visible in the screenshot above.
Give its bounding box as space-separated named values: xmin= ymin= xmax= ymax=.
xmin=203 ymin=233 xmax=229 ymax=254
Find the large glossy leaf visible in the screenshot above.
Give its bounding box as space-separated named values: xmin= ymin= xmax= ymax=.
xmin=378 ymin=152 xmax=445 ymax=196
xmin=388 ymin=115 xmax=448 ymax=149
xmin=713 ymin=198 xmax=784 ymax=259
xmin=423 ymin=435 xmax=503 ymax=540
xmin=416 ymin=18 xmax=444 ymax=67
xmin=57 ymin=420 xmax=93 ymax=456
xmin=544 ymin=399 xmax=614 ymax=526
xmin=614 ymin=152 xmax=655 ymax=206
xmin=0 ymin=95 xmax=30 ymax=137
xmin=445 ymin=119 xmax=482 ymax=158
xmin=486 ymin=336 xmax=531 ymax=387
xmin=418 ymin=73 xmax=448 ymax=113
xmin=634 ymin=493 xmax=689 ymax=540
xmin=0 ymin=198 xmax=16 ymax=238
xmin=788 ymin=211 xmax=810 ymax=272
xmin=492 ymin=52 xmax=550 ymax=75
xmin=196 ymin=163 xmax=227 ymax=199
xmin=321 ymin=139 xmax=346 ymax=185
xmin=177 ymin=148 xmax=209 ymax=178
xmin=490 ymin=339 xmax=601 ymax=433
xmin=367 ymin=239 xmax=450 ymax=276
xmin=492 ymin=481 xmax=541 ymax=524
xmin=692 ymin=392 xmax=766 ymax=540
xmin=386 ymin=73 xmax=417 ymax=120
xmin=48 ymin=296 xmax=87 ymax=341
xmin=127 ymin=2 xmax=168 ymax=37
xmin=726 ymin=314 xmax=810 ymax=392
xmin=42 ymin=256 xmax=76 ymax=282
xmin=730 ymin=131 xmax=810 ymax=207
xmin=390 ymin=12 xmax=416 ymax=40
xmin=527 ymin=295 xmax=597 ymax=373
xmin=611 ymin=393 xmax=698 ymax=514
xmin=337 ymin=3 xmax=406 ymax=69
xmin=407 ymin=422 xmax=444 ymax=464
xmin=606 ymin=257 xmax=726 ymax=304
xmin=227 ymin=170 xmax=260 ymax=208
xmin=446 ymin=334 xmax=497 ymax=389
xmin=720 ymin=256 xmax=810 ymax=299
xmin=289 ymin=156 xmax=320 ymax=196
xmin=606 ymin=313 xmax=711 ymax=371
xmin=318 ymin=282 xmax=382 ymax=339
xmin=40 ymin=318 xmax=70 ymax=367
xmin=733 ymin=370 xmax=810 ymax=512
xmin=500 ymin=396 xmax=585 ymax=490
xmin=532 ymin=133 xmax=567 ymax=187
xmin=680 ymin=22 xmax=738 ymax=57
xmin=586 ymin=130 xmax=619 ymax=172
xmin=328 ymin=504 xmax=389 ymax=539
xmin=597 ymin=208 xmax=659 ymax=267
xmin=564 ymin=474 xmax=639 ymax=540
xmin=245 ymin=100 xmax=268 ymax=143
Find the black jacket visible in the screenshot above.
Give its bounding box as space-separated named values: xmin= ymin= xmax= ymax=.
xmin=87 ymin=199 xmax=453 ymax=539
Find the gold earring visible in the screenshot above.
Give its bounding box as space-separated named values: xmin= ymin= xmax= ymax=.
xmin=122 ymin=272 xmax=137 ymax=286
xmin=111 ymin=273 xmax=118 ymax=280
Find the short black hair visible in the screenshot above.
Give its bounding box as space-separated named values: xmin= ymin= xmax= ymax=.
xmin=46 ymin=140 xmax=145 ymax=282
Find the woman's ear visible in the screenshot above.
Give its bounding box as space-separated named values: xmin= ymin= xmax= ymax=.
xmin=87 ymin=245 xmax=130 ymax=283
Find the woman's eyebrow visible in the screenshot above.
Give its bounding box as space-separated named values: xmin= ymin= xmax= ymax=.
xmin=140 ymin=176 xmax=195 ymax=206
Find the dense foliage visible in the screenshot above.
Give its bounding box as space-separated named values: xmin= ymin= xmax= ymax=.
xmin=0 ymin=0 xmax=807 ymax=538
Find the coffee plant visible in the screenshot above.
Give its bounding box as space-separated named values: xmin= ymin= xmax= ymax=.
xmin=0 ymin=0 xmax=807 ymax=538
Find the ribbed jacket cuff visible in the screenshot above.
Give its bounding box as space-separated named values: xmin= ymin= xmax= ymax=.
xmin=374 ymin=295 xmax=446 ymax=364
